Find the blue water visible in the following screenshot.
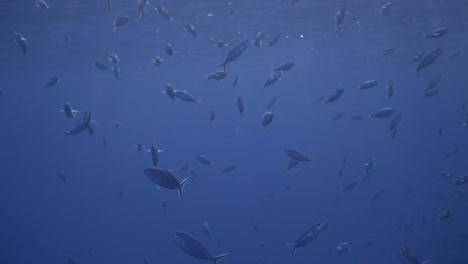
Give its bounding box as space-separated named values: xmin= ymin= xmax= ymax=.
xmin=1 ymin=0 xmax=467 ymax=263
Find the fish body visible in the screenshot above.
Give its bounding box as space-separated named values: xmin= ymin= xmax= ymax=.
xmin=387 ymin=81 xmax=394 ymax=101
xmin=232 ymin=75 xmax=238 ymax=88
xmin=236 ymin=97 xmax=244 ymax=116
xmin=343 ymin=182 xmax=358 ymax=191
xmin=173 ymin=231 xmax=228 ymax=263
xmin=454 ymin=175 xmax=468 ymax=185
xmin=173 ymin=90 xmax=200 ymax=103
xmin=13 ymin=31 xmax=27 ymax=55
xmin=222 ymin=165 xmax=237 ymax=173
xmin=218 ymin=39 xmax=250 ymax=72
xmin=287 ymin=223 xmax=325 ymax=256
xmin=150 ymin=143 xmax=161 ymax=167
xmin=94 ymin=61 xmax=110 ymax=70
xmin=274 ymin=62 xmax=294 ymax=72
xmin=364 ymin=158 xmax=375 ymax=174
xmin=321 ymin=88 xmax=344 ymax=104
xmin=335 ymin=5 xmax=346 ymax=32
xmin=56 ymin=172 xmax=67 ymax=183
xmin=61 ymin=103 xmax=78 ymax=119
xmin=359 ymin=80 xmax=378 ymax=90
xmin=425 ymin=28 xmax=448 ymax=38
xmin=369 ymin=108 xmax=396 ymax=118
xmin=184 ymin=24 xmax=197 ymax=37
xmin=284 ymin=148 xmax=312 ymax=163
xmin=206 ymin=71 xmax=227 ymax=80
xmin=137 ymin=0 xmax=148 ymax=20
xmin=210 ymin=111 xmax=215 ymax=122
xmin=44 ymin=75 xmax=59 ymax=87
xmin=336 ymin=242 xmax=350 ymax=255
xmin=400 ymin=244 xmax=430 ymax=264
xmin=261 ymin=111 xmax=274 ymax=133
xmin=144 ymin=167 xmax=189 ymax=199
xmin=268 ymin=34 xmax=281 ymax=47
xmin=35 ymin=0 xmax=49 ymax=10
xmin=109 ymin=52 xmax=119 ymax=64
xmin=263 ymin=71 xmax=282 ymax=90
xmin=383 ymin=48 xmax=395 ymax=56
xmin=254 ymin=32 xmax=265 ymax=47
xmin=266 ymin=96 xmax=278 ymax=110
xmin=197 ymin=155 xmax=212 ymax=166
xmin=114 ymin=16 xmax=129 ymax=31
xmin=112 ymin=67 xmax=120 ymax=80
xmin=153 ymin=56 xmax=163 ymax=67
xmin=285 ymin=159 xmax=300 ymax=171
xmin=380 ymin=2 xmax=392 ymax=15
xmin=447 ymin=49 xmax=463 ymax=59
xmin=61 ymin=110 xmax=92 ymax=138
xmin=411 ymin=47 xmax=443 ymax=76
xmin=424 ymin=89 xmax=439 ymax=97
xmin=163 ymin=84 xmax=175 ymax=100
xmin=155 ymin=6 xmax=173 ymax=20
xmin=165 ymin=44 xmax=173 ymax=57
xmin=333 ymin=112 xmax=346 ymax=121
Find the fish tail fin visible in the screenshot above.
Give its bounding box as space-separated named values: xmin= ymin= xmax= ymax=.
xmin=286 ymin=243 xmax=296 ymax=256
xmin=61 ymin=130 xmax=69 ymax=139
xmin=368 ymin=113 xmax=374 ymax=118
xmin=216 ymin=63 xmax=226 ymax=72
xmin=213 ymin=253 xmax=229 ymax=264
xmin=409 ymin=68 xmax=419 ymax=78
xmin=178 ymin=177 xmax=189 ymax=200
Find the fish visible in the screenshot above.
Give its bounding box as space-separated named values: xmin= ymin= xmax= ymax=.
xmin=254 ymin=32 xmax=265 ymax=47
xmin=285 ymin=159 xmax=300 ymax=172
xmin=109 ymin=52 xmax=119 ymax=64
xmin=250 ymin=224 xmax=260 ymax=232
xmin=446 ymin=48 xmax=463 ymax=59
xmin=266 ymin=96 xmax=278 ymax=110
xmin=137 ymin=0 xmax=148 ymax=20
xmin=332 ymin=112 xmax=346 ymax=121
xmin=383 ymin=48 xmax=395 ymax=56
xmin=369 ymin=108 xmax=396 ymax=118
xmin=113 ymin=16 xmax=129 ymax=32
xmin=284 ymin=148 xmax=312 ymax=163
xmin=287 ymin=222 xmax=326 ymax=256
xmin=173 ymin=90 xmax=200 ymax=103
xmin=210 ymin=111 xmax=215 ymax=122
xmin=379 ymin=2 xmax=392 ymax=15
xmin=44 ymin=75 xmax=59 ymax=87
xmin=60 ymin=103 xmax=78 ymax=120
xmin=438 ymin=127 xmax=443 ymax=136
xmin=144 ymin=168 xmax=189 ymax=200
xmin=343 ymin=182 xmax=358 ymax=191
xmin=106 ymin=0 xmax=111 ymax=10
xmin=203 ymin=222 xmax=211 ymax=236
xmin=184 ymin=24 xmax=197 ymax=37
xmin=135 ymin=143 xmax=144 ymax=152
xmin=274 ymin=62 xmax=294 ymax=72
xmin=426 ymin=74 xmax=441 ymax=91
xmin=267 ymin=34 xmax=281 ymax=47
xmin=359 ymin=80 xmax=378 ymax=90
xmin=401 ymin=18 xmax=416 ymax=28
xmin=411 ymin=47 xmax=443 ymax=77
xmin=112 ymin=67 xmax=120 ymax=80
xmin=163 ymin=84 xmax=175 ymax=100
xmin=454 ymin=175 xmax=468 ymax=186
xmin=0 ymin=89 xmax=5 ymax=96
xmin=371 ymin=190 xmax=384 ymax=203
xmin=61 ymin=110 xmax=92 ymax=138
xmin=12 ymin=31 xmax=27 ymax=56
xmin=206 ymin=71 xmax=228 ymax=80
xmin=263 ymin=71 xmax=282 ymax=90
xmin=155 ymin=6 xmax=173 ymax=20
xmin=149 ymin=143 xmax=162 ymax=167
xmin=214 ymin=40 xmax=228 ymax=48
xmin=222 ymin=165 xmax=237 ymax=173
xmin=166 ymin=44 xmax=173 ymax=57
xmin=386 ymin=81 xmax=394 ymax=102
xmin=94 ymin=61 xmax=110 ymax=70
xmin=424 ymin=89 xmax=439 ymax=97
xmin=56 ymin=172 xmax=67 ymax=183
xmin=400 ymin=244 xmax=430 ymax=264
xmin=389 ymin=113 xmax=403 ymax=138
xmin=87 ymin=124 xmax=94 ymax=136
xmin=217 ymin=39 xmax=250 ymax=72
xmin=336 ymin=242 xmax=350 ymax=255
xmin=438 ymin=208 xmax=451 ymax=219
xmin=197 ymin=155 xmax=212 ymax=166
xmin=161 ymin=200 xmax=167 ymax=209
xmin=364 ymin=158 xmax=375 ymax=174
xmin=351 ymin=114 xmax=363 ymax=120
xmin=335 ymin=5 xmax=346 ymax=33
xmin=425 ymin=28 xmax=448 ymax=38
xmin=35 ymin=0 xmax=49 ymax=10
xmin=320 ymin=88 xmax=344 ymax=104
xmin=261 ymin=111 xmax=274 ymax=133
xmin=236 ymin=97 xmax=244 ymax=116
xmin=232 ymin=75 xmax=238 ymax=88
xmin=172 ymin=231 xmax=228 ymax=263
xmin=153 ymin=56 xmax=163 ymax=67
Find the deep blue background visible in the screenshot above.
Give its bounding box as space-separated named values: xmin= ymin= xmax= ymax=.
xmin=0 ymin=0 xmax=467 ymax=263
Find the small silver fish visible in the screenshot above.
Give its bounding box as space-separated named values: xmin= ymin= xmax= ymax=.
xmin=60 ymin=103 xmax=78 ymax=120
xmin=173 ymin=231 xmax=228 ymax=263
xmin=153 ymin=56 xmax=163 ymax=67
xmin=173 ymin=90 xmax=200 ymax=104
xmin=35 ymin=0 xmax=49 ymax=10
xmin=114 ymin=16 xmax=129 ymax=32
xmin=94 ymin=61 xmax=110 ymax=70
xmin=144 ymin=167 xmax=189 ymax=200
xmin=261 ymin=111 xmax=274 ymax=133
xmin=44 ymin=75 xmax=59 ymax=87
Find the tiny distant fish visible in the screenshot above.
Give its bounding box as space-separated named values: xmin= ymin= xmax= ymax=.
xmin=454 ymin=174 xmax=468 ymax=186
xmin=184 ymin=24 xmax=197 ymax=37
xmin=387 ymin=81 xmax=394 ymax=102
xmin=109 ymin=52 xmax=119 ymax=64
xmin=112 ymin=66 xmax=120 ymax=80
xmin=389 ymin=113 xmax=403 ymax=138
xmin=63 ymin=34 xmax=71 ymax=42
xmin=369 ymin=108 xmax=396 ymax=118
xmin=336 ymin=242 xmax=350 ymax=255
xmin=149 ymin=143 xmax=162 ymax=167
xmin=113 ymin=122 xmax=119 ymax=128
xmin=439 ymin=170 xmax=452 ymax=178
xmin=447 ymin=48 xmax=463 ymax=59
xmin=438 ymin=127 xmax=443 ymax=136
xmin=236 ymin=97 xmax=244 ymax=116
xmin=287 ymin=222 xmax=326 ymax=256
xmin=166 ymin=44 xmax=173 ymax=57
xmin=320 ymin=88 xmax=344 ymax=104
xmin=424 ymin=89 xmax=438 ymax=97
xmin=371 ymin=190 xmax=384 ymax=203
xmin=412 ymin=52 xmax=424 ymax=61
xmin=203 ymin=222 xmax=211 ymax=236
xmin=217 ymin=39 xmax=250 ymax=72
xmin=383 ymin=48 xmax=395 ymax=56
xmin=254 ymin=31 xmax=265 ymax=47
xmin=263 ymin=71 xmax=282 ymax=90
xmin=261 ymin=111 xmax=274 ymax=133
xmin=153 ymin=56 xmax=163 ymax=67
xmin=351 ymin=114 xmax=363 ymax=120
xmin=335 ymin=5 xmax=346 ymax=33
xmin=206 ymin=70 xmax=228 ymax=80
xmin=364 ymin=158 xmax=375 ymax=174
xmin=106 ymin=0 xmax=111 ymax=11
xmin=114 ymin=16 xmax=129 ymax=32
xmin=60 ymin=103 xmax=78 ymax=120
xmin=161 ymin=200 xmax=167 ymax=209
xmin=56 ymin=172 xmax=67 ymax=183
xmin=144 ymin=168 xmax=189 ymax=200
xmin=400 ymin=18 xmax=416 ymax=28
xmin=411 ymin=47 xmax=443 ymax=77
xmin=44 ymin=75 xmax=59 ymax=87
xmin=426 ymin=74 xmax=441 ymax=91
xmin=250 ymin=224 xmax=260 ymax=232
xmin=332 ymin=112 xmax=346 ymax=121
xmin=285 ymin=159 xmax=300 ymax=172
xmin=284 ymin=148 xmax=312 ymax=163
xmin=94 ymin=61 xmax=111 ymax=70
xmin=274 ymin=62 xmax=294 ymax=72
xmin=61 ymin=110 xmax=92 ymax=138
xmin=210 ymin=111 xmax=215 ymax=122
xmin=12 ymin=31 xmax=27 ymax=56
xmin=215 ymin=40 xmax=228 ymax=48
xmin=173 ymin=90 xmax=200 ymax=104
xmin=343 ymin=182 xmax=358 ymax=191
xmin=35 ymin=0 xmax=49 ymax=10
xmin=359 ymin=80 xmax=378 ymax=90
xmin=135 ymin=143 xmax=144 ymax=152
xmin=400 ymin=244 xmax=430 ymax=264
xmin=172 ymin=231 xmax=228 ymax=263
xmin=267 ymin=34 xmax=281 ymax=47
xmin=179 ymin=163 xmax=189 ymax=172
xmin=266 ymin=96 xmax=278 ymax=110
xmin=222 ymin=164 xmax=237 ymax=173
xmin=137 ymin=0 xmax=148 ymax=20
xmin=232 ymin=75 xmax=238 ymax=88
xmin=197 ymin=155 xmax=212 ymax=166
xmin=155 ymin=6 xmax=173 ymax=20
xmin=163 ymin=84 xmax=175 ymax=100
xmin=379 ymin=2 xmax=392 ymax=15
xmin=424 ymin=28 xmax=448 ymax=39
